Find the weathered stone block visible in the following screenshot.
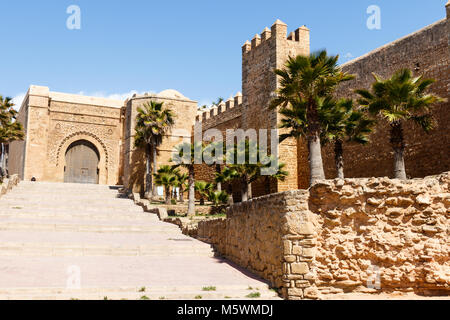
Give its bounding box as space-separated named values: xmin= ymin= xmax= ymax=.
xmin=292 ymin=245 xmax=302 ymax=255
xmin=291 ymin=262 xmax=309 ymax=275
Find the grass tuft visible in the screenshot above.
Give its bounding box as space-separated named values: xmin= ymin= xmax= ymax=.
xmin=202 ymin=286 xmax=216 ymax=291
xmin=246 ymin=292 xmax=261 ymax=298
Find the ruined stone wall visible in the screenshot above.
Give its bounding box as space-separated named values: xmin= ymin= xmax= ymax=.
xmin=317 ymin=15 xmax=450 ymax=183
xmin=197 ymin=172 xmax=450 ymax=299
xmin=0 ymin=174 xmax=20 ymax=197
xmin=197 ymin=189 xmax=317 ymax=299
xmin=310 ymin=172 xmax=450 ymax=297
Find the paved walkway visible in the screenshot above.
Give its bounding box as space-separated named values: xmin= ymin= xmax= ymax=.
xmin=0 ymin=182 xmax=279 ymax=300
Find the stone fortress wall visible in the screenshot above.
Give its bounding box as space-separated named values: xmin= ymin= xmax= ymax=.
xmin=316 ymin=12 xmax=450 ymax=186
xmin=195 ymin=3 xmax=450 ymax=192
xmin=197 ymin=172 xmax=450 ymax=299
xmin=8 ymin=3 xmax=450 ymax=196
xmin=194 ymin=20 xmax=310 ymax=199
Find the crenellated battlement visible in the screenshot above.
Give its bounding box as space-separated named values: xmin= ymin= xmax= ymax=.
xmin=242 ymin=19 xmax=310 ymax=54
xmin=196 ymin=92 xmax=243 ymax=123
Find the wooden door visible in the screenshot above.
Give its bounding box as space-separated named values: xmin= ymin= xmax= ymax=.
xmin=64 ymin=140 xmax=99 ymax=184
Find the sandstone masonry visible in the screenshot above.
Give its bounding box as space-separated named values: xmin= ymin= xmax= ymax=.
xmin=196 ymin=172 xmax=450 ymax=299
xmin=8 ymin=3 xmax=449 ymax=198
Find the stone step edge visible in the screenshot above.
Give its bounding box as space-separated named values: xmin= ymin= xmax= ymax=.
xmin=0 ymin=224 xmax=180 ymax=233
xmin=0 ymin=284 xmax=272 ymax=294
xmin=0 ymin=245 xmax=214 ymax=257
xmin=0 ymin=215 xmax=160 ymax=222
xmin=0 ymin=294 xmax=280 ymax=300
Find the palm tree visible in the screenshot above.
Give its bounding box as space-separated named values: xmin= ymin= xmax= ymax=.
xmin=271 ymin=50 xmax=354 ymax=185
xmin=0 ymin=96 xmax=24 ymax=179
xmin=134 ymin=101 xmax=175 ymax=198
xmin=214 ymin=166 xmax=239 ymax=204
xmin=276 ymin=96 xmax=374 ymax=179
xmin=212 ymin=97 xmax=224 ymax=107
xmin=173 ymin=169 xmax=188 ymax=203
xmin=208 ymin=190 xmax=229 ymax=207
xmin=226 ymin=140 xmax=288 ymax=202
xmin=195 ymin=181 xmax=213 ymax=205
xmin=320 ymin=98 xmax=375 ymax=179
xmin=204 ymin=140 xmax=226 ymax=191
xmin=172 ymin=142 xmax=204 ymax=216
xmin=263 ymin=162 xmax=289 ymax=194
xmin=153 ymin=165 xmax=177 ymax=204
xmin=356 ymin=69 xmax=444 ymax=180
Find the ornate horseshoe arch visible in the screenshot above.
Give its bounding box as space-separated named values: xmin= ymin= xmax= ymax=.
xmin=56 ymin=131 xmax=109 ymax=184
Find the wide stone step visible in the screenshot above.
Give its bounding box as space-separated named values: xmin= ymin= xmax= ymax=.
xmin=0 ymin=198 xmax=139 ymax=206
xmin=14 ymin=181 xmax=122 ymax=189
xmin=0 ymin=220 xmax=182 ymax=233
xmin=0 ymin=211 xmax=160 ymax=222
xmin=5 ymin=191 xmax=123 ymax=197
xmin=0 ymin=285 xmax=280 ymax=300
xmin=0 ymin=242 xmax=215 ymax=257
xmin=0 ymin=230 xmax=194 ymax=242
xmin=0 ymin=205 xmax=144 ymax=214
xmin=0 ymin=291 xmax=280 ymax=300
xmin=0 ymin=181 xmax=278 ymax=300
xmin=1 ymin=196 xmax=132 ymax=203
xmin=0 ymin=256 xmax=271 ymax=290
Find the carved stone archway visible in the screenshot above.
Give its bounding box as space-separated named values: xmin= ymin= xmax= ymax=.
xmin=56 ymin=132 xmax=109 ymax=185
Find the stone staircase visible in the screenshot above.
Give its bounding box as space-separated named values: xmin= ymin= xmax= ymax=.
xmin=0 ymin=182 xmax=280 ymax=300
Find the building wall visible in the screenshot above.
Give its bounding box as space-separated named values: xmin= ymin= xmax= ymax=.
xmin=122 ymin=93 xmax=197 ymax=193
xmin=194 ymin=8 xmax=449 ymax=193
xmin=8 ymin=96 xmax=29 ymax=179
xmin=317 ymin=11 xmax=450 ymax=183
xmin=194 ymin=20 xmax=311 ymax=198
xmin=8 ymin=86 xmax=123 ymax=185
xmin=45 ymin=99 xmax=123 ymax=185
xmin=242 ymin=21 xmax=310 ymax=196
xmin=194 ymin=96 xmax=244 ymax=200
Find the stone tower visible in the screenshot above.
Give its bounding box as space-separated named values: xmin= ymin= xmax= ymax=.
xmin=241 ymin=20 xmax=310 ymax=196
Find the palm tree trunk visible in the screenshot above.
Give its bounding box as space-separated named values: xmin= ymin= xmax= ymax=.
xmin=0 ymin=143 xmax=4 ymax=179
xmin=215 ymin=164 xmax=222 ymax=191
xmin=152 ymin=145 xmax=158 ymax=197
xmin=165 ymin=185 xmax=171 ymax=204
xmin=307 ymin=103 xmax=325 ymax=185
xmin=334 ymin=139 xmax=344 ymax=179
xmin=179 ymin=186 xmax=184 ymax=203
xmin=200 ymin=196 xmax=205 ymax=206
xmin=241 ymin=177 xmax=249 ymax=202
xmin=187 ymin=166 xmax=195 ymax=216
xmin=3 ymin=144 xmax=7 ymax=177
xmin=227 ymin=184 xmax=234 ymax=205
xmin=390 ymin=121 xmax=407 ymax=180
xmin=144 ymin=145 xmax=152 ymax=199
xmin=172 ymin=188 xmax=176 ymax=203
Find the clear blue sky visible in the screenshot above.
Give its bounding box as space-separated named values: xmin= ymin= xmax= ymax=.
xmin=0 ymin=0 xmax=447 ymax=107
